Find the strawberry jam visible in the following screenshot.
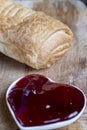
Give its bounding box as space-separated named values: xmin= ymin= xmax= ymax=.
xmin=7 ymin=74 xmax=85 ymax=127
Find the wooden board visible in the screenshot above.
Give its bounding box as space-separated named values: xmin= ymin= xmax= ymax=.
xmin=0 ymin=0 xmax=87 ymax=130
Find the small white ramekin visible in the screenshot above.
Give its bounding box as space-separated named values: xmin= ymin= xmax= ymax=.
xmin=6 ymin=76 xmax=86 ymax=130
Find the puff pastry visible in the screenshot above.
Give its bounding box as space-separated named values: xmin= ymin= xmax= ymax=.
xmin=0 ymin=0 xmax=73 ymax=69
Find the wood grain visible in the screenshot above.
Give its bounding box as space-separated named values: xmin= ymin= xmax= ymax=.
xmin=0 ymin=0 xmax=87 ymax=130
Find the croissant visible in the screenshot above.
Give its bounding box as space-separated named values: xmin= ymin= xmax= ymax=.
xmin=0 ymin=0 xmax=73 ymax=69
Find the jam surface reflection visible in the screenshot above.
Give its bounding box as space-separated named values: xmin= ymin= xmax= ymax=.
xmin=7 ymin=74 xmax=84 ymax=127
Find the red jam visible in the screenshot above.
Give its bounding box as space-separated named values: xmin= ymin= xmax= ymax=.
xmin=7 ymin=74 xmax=84 ymax=127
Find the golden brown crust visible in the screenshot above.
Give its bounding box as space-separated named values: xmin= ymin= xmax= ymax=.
xmin=0 ymin=0 xmax=73 ymax=69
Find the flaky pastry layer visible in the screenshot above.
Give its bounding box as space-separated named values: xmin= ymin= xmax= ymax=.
xmin=0 ymin=0 xmax=73 ymax=69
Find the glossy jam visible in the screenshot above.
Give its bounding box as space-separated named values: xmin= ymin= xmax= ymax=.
xmin=7 ymin=74 xmax=84 ymax=127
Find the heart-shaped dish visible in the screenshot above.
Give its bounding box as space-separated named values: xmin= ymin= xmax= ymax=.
xmin=6 ymin=74 xmax=86 ymax=130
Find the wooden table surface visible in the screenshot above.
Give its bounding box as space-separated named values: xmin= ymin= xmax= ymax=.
xmin=0 ymin=0 xmax=87 ymax=130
